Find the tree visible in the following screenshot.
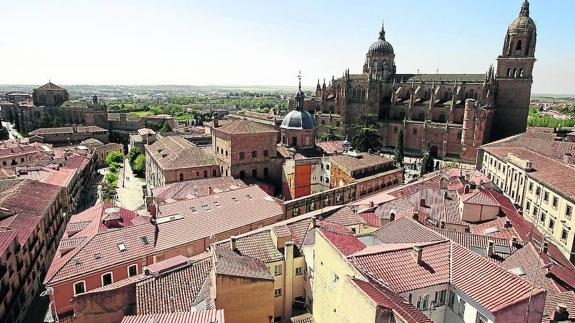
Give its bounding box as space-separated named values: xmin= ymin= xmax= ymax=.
xmin=352 ymin=126 xmax=381 ymax=152
xmin=159 ymin=122 xmax=173 ymax=134
xmin=393 ymin=128 xmax=404 ymax=166
xmin=132 ymin=154 xmax=146 ymax=177
xmin=319 ymin=125 xmax=342 ymax=141
xmin=0 ymin=125 xmax=9 ymax=140
xmin=105 ymin=151 xmax=124 ymax=167
xmin=128 ymin=146 xmax=143 ymax=164
xmin=420 ymin=151 xmax=435 ymax=176
xmin=13 ymin=114 xmax=21 ymax=132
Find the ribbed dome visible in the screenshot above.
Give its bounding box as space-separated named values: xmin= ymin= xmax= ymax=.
xmin=368 ymin=39 xmax=394 ymax=56
xmin=508 ymin=16 xmax=536 ymax=33
xmin=281 ymin=110 xmax=315 ymax=130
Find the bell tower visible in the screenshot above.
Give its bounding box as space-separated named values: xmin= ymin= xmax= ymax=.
xmin=493 ymin=0 xmax=536 ymax=140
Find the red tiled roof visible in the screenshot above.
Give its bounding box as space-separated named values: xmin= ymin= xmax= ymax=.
xmin=330 ymin=153 xmax=393 ymax=173
xmin=359 ymin=212 xmax=381 ymax=227
xmin=459 ymin=188 xmax=500 ymax=207
xmin=324 ymin=206 xmax=366 ymax=227
xmin=152 ymin=177 xmax=246 ymax=205
xmin=45 ymin=203 xmax=155 ymax=285
xmin=351 ymin=278 xmax=433 ymax=323
xmin=136 ymin=256 xmax=214 ymax=315
xmin=316 ymin=141 xmax=345 ymax=155
xmin=155 ymin=185 xmax=283 ymax=252
xmin=213 ymin=119 xmax=278 ymax=135
xmin=37 ymin=81 xmax=64 ymax=91
xmin=215 ymin=248 xmax=274 ymax=281
xmin=29 ymin=126 xmax=107 ymax=136
xmin=320 ymin=227 xmax=366 ymax=256
xmin=372 ymin=217 xmax=446 ymax=244
xmin=145 ymin=136 xmax=218 ymax=171
xmin=122 ymin=310 xmax=225 ymax=323
xmin=218 ymin=231 xmax=283 ymax=263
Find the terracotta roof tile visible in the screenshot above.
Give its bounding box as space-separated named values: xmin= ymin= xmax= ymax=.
xmin=122 ymin=310 xmax=225 ymax=323
xmin=136 ymin=257 xmax=214 ymax=315
xmin=155 ymin=186 xmax=283 ymax=252
xmin=330 ymin=153 xmax=392 ymax=173
xmin=214 ymin=119 xmax=278 ymax=135
xmin=145 ymin=136 xmax=218 ymax=171
xmin=215 ymin=248 xmax=274 ymax=280
xmin=320 ymin=227 xmax=366 ymax=256
xmin=372 ymin=217 xmax=446 ymax=244
xmin=152 ymin=177 xmax=246 ymax=205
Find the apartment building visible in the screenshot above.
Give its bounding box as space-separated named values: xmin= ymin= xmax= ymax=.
xmin=44 ymin=203 xmax=156 ymax=319
xmin=0 ymin=179 xmax=66 ymax=323
xmin=478 ymin=130 xmax=575 ymax=262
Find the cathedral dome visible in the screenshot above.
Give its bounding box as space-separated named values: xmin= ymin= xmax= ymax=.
xmin=508 ymin=16 xmax=536 ymax=34
xmin=367 ymin=23 xmax=394 ymax=56
xmin=368 ymin=39 xmax=394 ymax=56
xmin=281 ymin=110 xmax=315 ymax=130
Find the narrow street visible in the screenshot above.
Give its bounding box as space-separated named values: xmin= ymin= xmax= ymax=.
xmin=116 ymin=157 xmax=146 ymax=210
xmin=1 ymin=121 xmax=23 ymax=139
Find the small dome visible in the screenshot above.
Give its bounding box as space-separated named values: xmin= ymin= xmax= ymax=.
xmin=368 ymin=39 xmax=394 ymax=56
xmin=281 ymin=110 xmax=315 ymax=130
xmin=508 ymin=16 xmax=536 ymax=33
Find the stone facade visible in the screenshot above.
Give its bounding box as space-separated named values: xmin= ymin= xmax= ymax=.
xmin=305 ymin=1 xmax=535 ymax=162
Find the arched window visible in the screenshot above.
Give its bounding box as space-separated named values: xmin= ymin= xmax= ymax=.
xmin=516 ymin=40 xmax=522 ymax=51
xmin=513 ymin=68 xmax=518 ymax=78
xmin=519 ymin=68 xmax=524 ymax=78
xmin=507 ymin=68 xmax=512 ymax=77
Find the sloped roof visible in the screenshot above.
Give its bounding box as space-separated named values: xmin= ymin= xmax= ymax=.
xmin=122 ymin=310 xmax=225 ymax=323
xmin=214 ymin=119 xmax=278 ymax=135
xmin=152 ymin=177 xmax=246 ymax=205
xmin=146 ymin=136 xmax=218 ymax=171
xmin=215 ymin=248 xmax=274 ymax=281
xmin=136 ymin=256 xmax=214 ymax=315
xmin=36 ymin=82 xmax=65 ymax=91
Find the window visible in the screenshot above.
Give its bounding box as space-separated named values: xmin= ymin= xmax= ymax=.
xmin=435 ymin=290 xmax=447 ymax=306
xmin=525 ymin=201 xmax=531 ymax=214
xmin=274 ymin=264 xmax=283 ymax=276
xmin=562 ymin=228 xmax=569 ymax=243
xmin=536 ymin=187 xmax=541 ymax=196
xmin=458 ymin=299 xmax=466 ymax=317
xmin=73 ymin=281 xmax=86 ymax=295
xmin=543 ymin=191 xmax=549 ymax=202
xmin=128 ymin=264 xmax=138 ymax=277
xmin=476 ymin=313 xmax=488 ymax=323
xmin=412 ymin=128 xmax=417 ymax=135
xmin=295 ymin=267 xmax=303 ymax=276
xmin=264 ymin=149 xmax=269 ymax=157
xmin=516 ymin=40 xmax=522 ymax=51
xmin=251 ymin=151 xmax=257 ymax=158
xmin=213 ymin=169 xmax=217 ymax=177
xmin=417 ymin=294 xmax=429 ymax=310
xmin=118 ymin=242 xmax=127 ymax=252
xmin=252 ymin=169 xmax=257 ymax=177
xmin=179 ymin=173 xmax=184 ymax=181
xmin=350 ymin=227 xmax=357 ymax=234
xmin=203 ymin=170 xmax=207 ymax=178
xmin=239 ymin=170 xmax=245 ymax=178
xmin=568 ymin=205 xmax=573 ymax=219
xmin=540 ymin=212 xmax=546 ymax=223
xmin=140 ymin=236 xmax=149 ymax=245
xmin=408 ymin=294 xmax=413 ymax=304
xmin=549 ymin=218 xmax=555 ymax=231
xmin=448 ymin=292 xmax=456 ymax=309
xmin=292 ymin=137 xmax=298 ymax=146
xmin=101 ymin=273 xmax=113 ymax=286
xmin=239 ymin=152 xmax=245 ymax=160
xmin=274 ymin=288 xmax=282 ymax=297
xmin=264 ymin=168 xmax=269 ymax=177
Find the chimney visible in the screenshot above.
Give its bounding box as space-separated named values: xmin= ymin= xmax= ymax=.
xmin=511 ymin=236 xmax=518 ymax=247
xmin=230 ymin=236 xmax=238 ymax=251
xmin=504 ymin=219 xmax=512 ymax=228
xmin=542 ymin=240 xmax=549 ymax=254
xmin=554 ymin=303 xmax=569 ymax=321
xmin=412 ymin=246 xmax=423 ymax=265
xmin=464 ymin=184 xmax=470 ymax=194
xmin=389 ymin=210 xmax=396 ymax=222
xmin=487 ymin=240 xmax=494 ymax=257
xmin=440 ymin=220 xmax=446 ymax=229
xmin=412 ymin=209 xmax=419 ymax=221
xmin=420 ymin=198 xmax=426 ymax=207
xmin=208 ymin=186 xmax=213 ymax=195
xmin=369 ymin=201 xmax=375 ymax=208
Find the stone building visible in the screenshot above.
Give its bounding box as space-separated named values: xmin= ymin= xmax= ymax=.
xmin=32 ymin=82 xmax=69 ymax=107
xmin=28 ymin=125 xmax=109 ymax=146
xmin=210 ymin=119 xmax=278 ymax=179
xmin=145 ymin=136 xmax=220 ymax=188
xmin=306 ymin=0 xmax=536 ymax=162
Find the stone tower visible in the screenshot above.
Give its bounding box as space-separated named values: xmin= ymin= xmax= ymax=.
xmin=493 ymin=0 xmax=536 ymax=140
xmin=85 ymin=95 xmax=109 ymax=129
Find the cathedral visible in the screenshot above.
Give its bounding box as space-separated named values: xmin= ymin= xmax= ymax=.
xmin=309 ymin=0 xmax=536 ymax=162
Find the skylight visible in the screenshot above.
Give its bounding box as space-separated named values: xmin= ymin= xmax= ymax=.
xmin=118 ymin=242 xmax=127 ymax=252
xmin=141 ymin=236 xmax=149 ymax=245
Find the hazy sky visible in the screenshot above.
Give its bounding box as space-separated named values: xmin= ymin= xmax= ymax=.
xmin=0 ymin=0 xmax=573 ymax=94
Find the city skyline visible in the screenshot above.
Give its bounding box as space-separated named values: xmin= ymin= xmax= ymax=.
xmin=1 ymin=0 xmax=574 ymax=95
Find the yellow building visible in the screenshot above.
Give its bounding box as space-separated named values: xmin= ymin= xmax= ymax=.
xmin=216 ymin=215 xmax=314 ymax=322
xmin=479 ymin=132 xmax=575 ymax=261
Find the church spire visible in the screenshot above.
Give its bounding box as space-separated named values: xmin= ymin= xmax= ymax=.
xmin=379 ymin=20 xmax=386 ymax=41
xmin=520 ymin=0 xmax=529 ymax=17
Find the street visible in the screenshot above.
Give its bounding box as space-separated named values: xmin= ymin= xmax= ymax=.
xmin=116 ymin=157 xmax=146 ymax=210
xmin=1 ymin=121 xmax=23 ymax=139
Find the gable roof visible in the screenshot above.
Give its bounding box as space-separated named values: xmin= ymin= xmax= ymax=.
xmin=122 ymin=310 xmax=225 ymax=323
xmin=214 ymin=119 xmax=278 ymax=135
xmin=145 ymin=136 xmax=218 ymax=171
